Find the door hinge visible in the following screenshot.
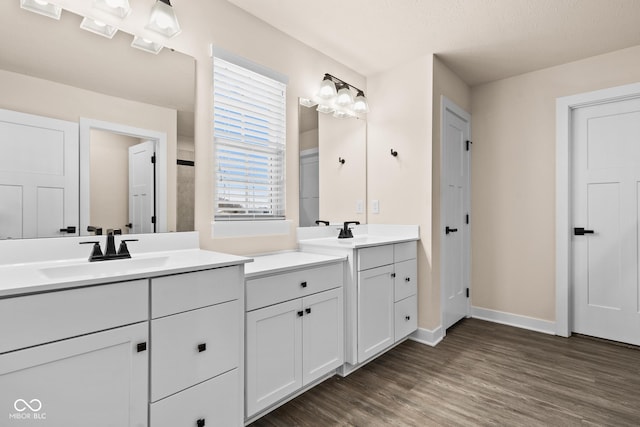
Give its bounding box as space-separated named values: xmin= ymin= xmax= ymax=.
xmin=466 ymin=288 xmax=470 ymax=298
xmin=151 ymin=154 xmax=156 ymax=164
xmin=151 ymin=216 xmax=156 ymax=224
xmin=466 ymin=140 xmax=472 ymax=151
xmin=465 ymin=214 xmax=469 ymax=225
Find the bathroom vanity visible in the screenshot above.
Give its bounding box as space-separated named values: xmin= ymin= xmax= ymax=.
xmin=298 ymin=224 xmax=419 ymax=376
xmin=0 ymin=232 xmax=250 ymax=427
xmin=243 ymin=251 xmax=346 ymax=422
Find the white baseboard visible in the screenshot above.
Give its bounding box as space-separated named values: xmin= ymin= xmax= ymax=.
xmin=471 ymin=306 xmax=556 ymax=335
xmin=409 ymin=326 xmax=444 ymax=347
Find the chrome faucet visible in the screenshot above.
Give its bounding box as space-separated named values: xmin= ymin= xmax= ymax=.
xmin=338 ymin=221 xmax=360 ymax=239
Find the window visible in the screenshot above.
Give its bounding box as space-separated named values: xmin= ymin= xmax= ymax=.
xmin=213 ymin=54 xmax=287 ymax=221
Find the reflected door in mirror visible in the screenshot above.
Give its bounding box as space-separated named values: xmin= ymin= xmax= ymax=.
xmin=0 ymin=109 xmax=78 ymax=239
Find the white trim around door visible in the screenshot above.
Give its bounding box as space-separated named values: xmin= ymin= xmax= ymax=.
xmin=555 ymin=82 xmax=640 ymax=337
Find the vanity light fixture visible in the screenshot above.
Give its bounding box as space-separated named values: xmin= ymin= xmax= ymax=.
xmin=20 ymin=0 xmax=62 ymax=20
xmin=80 ymin=17 xmax=118 ymax=39
xmin=314 ymin=73 xmax=369 ymax=119
xmin=131 ymin=36 xmax=163 ymax=54
xmin=93 ymin=0 xmax=131 ymax=19
xmin=146 ymin=0 xmax=181 ymax=38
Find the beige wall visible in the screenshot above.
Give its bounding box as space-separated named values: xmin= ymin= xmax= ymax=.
xmin=431 ymin=56 xmax=472 ymax=328
xmin=471 ymin=44 xmax=640 ymax=322
xmin=0 ymin=69 xmax=178 ymax=232
xmin=89 ymin=130 xmax=140 ymax=233
xmin=367 ymin=55 xmax=435 ymax=329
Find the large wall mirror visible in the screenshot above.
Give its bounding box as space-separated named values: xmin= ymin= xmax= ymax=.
xmin=298 ymin=101 xmax=367 ymax=227
xmin=0 ymin=1 xmax=195 ymax=239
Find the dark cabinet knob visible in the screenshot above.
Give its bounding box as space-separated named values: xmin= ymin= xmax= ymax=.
xmin=197 ymin=343 xmax=207 ymax=352
xmin=197 ymin=419 xmax=205 ymax=427
xmin=297 ymin=311 xmax=304 ymax=317
xmin=300 ymin=281 xmax=307 ymax=288
xmin=136 ymin=342 xmax=147 ymax=352
xmin=391 ymin=273 xmax=396 ymax=278
xmin=405 ymin=277 xmax=411 ymax=282
xmin=405 ymin=316 xmax=411 ymax=321
xmin=305 ymin=308 xmax=311 ymax=314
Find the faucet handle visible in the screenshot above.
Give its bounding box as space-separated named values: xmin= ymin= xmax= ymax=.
xmin=117 ymin=239 xmax=138 ymax=258
xmin=80 ymin=241 xmax=104 ymax=261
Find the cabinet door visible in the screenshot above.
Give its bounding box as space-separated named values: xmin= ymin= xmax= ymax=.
xmin=358 ymin=264 xmax=394 ymax=363
xmin=302 ymin=288 xmax=344 ymax=385
xmin=246 ymin=299 xmax=302 ymax=417
xmin=0 ymin=322 xmax=148 ymax=427
xmin=394 ymin=258 xmax=417 ymax=302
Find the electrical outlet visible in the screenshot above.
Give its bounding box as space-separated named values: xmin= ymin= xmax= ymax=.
xmin=372 ymin=200 xmax=380 ymax=214
xmin=356 ymin=200 xmax=364 ymax=214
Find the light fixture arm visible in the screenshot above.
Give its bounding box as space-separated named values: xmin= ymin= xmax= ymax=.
xmin=323 ymin=73 xmax=365 ymax=97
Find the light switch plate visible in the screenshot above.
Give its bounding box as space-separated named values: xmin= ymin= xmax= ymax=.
xmin=372 ymin=200 xmax=380 ymax=214
xmin=356 ymin=200 xmax=364 ymax=214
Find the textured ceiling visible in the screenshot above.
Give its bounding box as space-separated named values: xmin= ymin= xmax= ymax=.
xmin=227 ymin=0 xmax=640 ymax=86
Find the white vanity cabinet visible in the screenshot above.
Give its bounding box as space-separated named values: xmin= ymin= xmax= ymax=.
xmin=149 ymin=266 xmax=243 ymax=427
xmin=0 ymin=280 xmax=149 ymax=427
xmin=244 ymin=255 xmax=344 ymax=420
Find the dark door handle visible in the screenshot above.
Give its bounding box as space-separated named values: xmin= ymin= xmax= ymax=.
xmin=574 ymin=227 xmax=595 ymax=235
xmin=446 ymin=226 xmax=458 ymax=235
xmin=59 ymin=226 xmax=76 ymax=233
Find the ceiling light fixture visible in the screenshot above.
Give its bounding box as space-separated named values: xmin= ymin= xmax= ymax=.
xmin=314 ymin=73 xmax=369 ymax=118
xmin=20 ymin=0 xmax=62 ymax=20
xmin=146 ymin=0 xmax=181 ymax=38
xmin=131 ymin=36 xmax=164 ymax=54
xmin=93 ymin=0 xmax=131 ymax=18
xmin=80 ymin=17 xmax=118 ymax=38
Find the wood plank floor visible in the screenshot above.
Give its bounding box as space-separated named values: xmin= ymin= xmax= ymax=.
xmin=249 ymin=318 xmax=640 ymax=426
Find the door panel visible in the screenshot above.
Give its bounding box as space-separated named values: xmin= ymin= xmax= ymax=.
xmin=128 ymin=140 xmax=155 ymax=234
xmin=572 ymin=98 xmax=640 ymax=345
xmin=0 ymin=109 xmax=78 ymax=238
xmin=442 ymin=100 xmax=471 ymax=330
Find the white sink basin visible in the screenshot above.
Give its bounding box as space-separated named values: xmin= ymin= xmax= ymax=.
xmin=39 ymin=256 xmax=170 ymax=280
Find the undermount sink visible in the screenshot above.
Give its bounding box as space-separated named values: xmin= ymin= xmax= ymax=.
xmin=39 ymin=256 xmax=170 ymax=280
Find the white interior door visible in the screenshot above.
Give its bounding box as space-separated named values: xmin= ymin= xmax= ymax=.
xmin=300 ymin=149 xmax=319 ymax=227
xmin=128 ymin=140 xmax=155 ymax=234
xmin=441 ymin=98 xmax=471 ymax=331
xmin=571 ymin=97 xmax=640 ymax=346
xmin=0 ymin=109 xmax=78 ymax=239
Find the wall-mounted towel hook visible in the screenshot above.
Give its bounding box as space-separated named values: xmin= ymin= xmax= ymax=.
xmin=338 ymin=157 xmax=346 ymax=164
xmin=390 ymin=149 xmax=398 ymax=157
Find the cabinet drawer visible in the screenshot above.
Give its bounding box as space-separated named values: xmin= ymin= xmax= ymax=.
xmin=150 ymin=369 xmax=240 ymax=427
xmin=0 ymin=280 xmax=148 ymax=354
xmin=394 ymin=241 xmax=417 ymax=263
xmin=151 ymin=266 xmax=241 ymax=318
xmin=151 ymin=301 xmax=240 ymax=401
xmin=394 ymin=295 xmax=418 ymax=342
xmin=357 ymin=244 xmax=394 ymax=271
xmin=394 ymin=259 xmax=417 ymax=301
xmin=246 ymin=263 xmax=342 ymax=311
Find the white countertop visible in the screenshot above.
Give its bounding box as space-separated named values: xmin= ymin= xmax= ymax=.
xmin=244 ymin=251 xmax=346 ymax=278
xmin=0 ymin=247 xmax=251 ymax=298
xmin=297 ymin=224 xmax=420 ymax=249
xmin=298 ymin=235 xmax=418 ymax=249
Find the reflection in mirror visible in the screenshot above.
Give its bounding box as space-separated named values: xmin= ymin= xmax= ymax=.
xmin=0 ymin=1 xmax=195 ymax=239
xmin=299 ymin=104 xmax=319 ymax=227
xmin=298 ymin=99 xmax=367 ymax=227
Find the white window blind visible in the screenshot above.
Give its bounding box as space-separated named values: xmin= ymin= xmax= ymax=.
xmin=213 ymin=56 xmax=287 ymax=220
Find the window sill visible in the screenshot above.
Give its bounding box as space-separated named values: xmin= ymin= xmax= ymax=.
xmin=211 ymin=220 xmax=292 ymax=238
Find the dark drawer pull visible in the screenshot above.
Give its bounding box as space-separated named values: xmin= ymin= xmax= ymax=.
xmin=297 ymin=310 xmax=304 ymax=317
xmin=197 ymin=343 xmax=207 ymax=352
xmin=136 ymin=342 xmax=147 ymax=352
xmin=197 ymin=419 xmax=205 ymax=427
xmin=405 ymin=315 xmax=411 ymax=321
xmin=300 ymin=281 xmax=307 ymax=288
